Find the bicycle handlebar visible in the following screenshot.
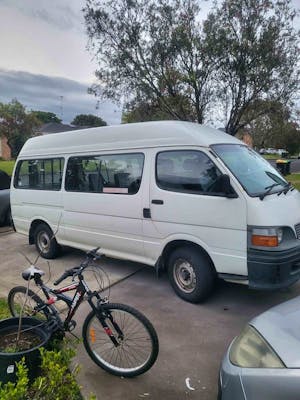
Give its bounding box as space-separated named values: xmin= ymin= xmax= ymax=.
xmin=53 ymin=269 xmax=74 ymax=286
xmin=53 ymin=248 xmax=102 ymax=286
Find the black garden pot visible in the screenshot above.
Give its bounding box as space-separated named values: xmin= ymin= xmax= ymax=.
xmin=0 ymin=317 xmax=51 ymax=383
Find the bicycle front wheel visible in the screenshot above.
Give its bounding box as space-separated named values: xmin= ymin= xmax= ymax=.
xmin=8 ymin=286 xmax=49 ymax=321
xmin=82 ymin=303 xmax=159 ymax=377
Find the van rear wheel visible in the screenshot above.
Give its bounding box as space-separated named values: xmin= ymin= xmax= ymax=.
xmin=34 ymin=223 xmax=60 ymax=259
xmin=167 ymin=247 xmax=215 ymax=303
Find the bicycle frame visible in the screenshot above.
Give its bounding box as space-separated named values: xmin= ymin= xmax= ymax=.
xmin=33 ymin=273 xmax=121 ymax=345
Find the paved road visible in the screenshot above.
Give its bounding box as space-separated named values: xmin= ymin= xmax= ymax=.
xmin=76 ymin=271 xmax=300 ymax=400
xmin=2 ymin=232 xmax=300 ymax=399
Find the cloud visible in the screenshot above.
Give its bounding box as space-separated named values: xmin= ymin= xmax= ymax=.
xmin=0 ymin=69 xmax=121 ymax=125
xmin=0 ymin=0 xmax=84 ymax=32
xmin=0 ymin=1 xmax=96 ymax=82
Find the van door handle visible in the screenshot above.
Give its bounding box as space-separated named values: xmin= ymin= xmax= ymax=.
xmin=151 ymin=199 xmax=164 ymax=205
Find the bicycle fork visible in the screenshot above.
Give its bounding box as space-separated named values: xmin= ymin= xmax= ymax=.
xmin=94 ymin=307 xmax=124 ymax=347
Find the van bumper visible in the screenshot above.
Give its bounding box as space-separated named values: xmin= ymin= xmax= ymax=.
xmin=248 ymin=245 xmax=300 ymax=290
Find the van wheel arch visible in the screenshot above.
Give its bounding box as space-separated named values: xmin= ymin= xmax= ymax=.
xmin=162 ymin=241 xmax=216 ymax=303
xmin=29 ymin=220 xmax=60 ymax=259
xmin=29 ymin=219 xmax=48 ymax=245
xmin=161 ymin=240 xmax=215 ymax=271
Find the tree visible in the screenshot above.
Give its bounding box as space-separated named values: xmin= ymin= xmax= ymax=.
xmin=0 ymin=100 xmax=41 ymax=158
xmin=71 ymin=114 xmax=107 ymax=127
xmin=31 ymin=111 xmax=62 ymax=124
xmin=83 ymin=0 xmax=216 ymax=123
xmin=248 ymin=101 xmax=300 ymax=154
xmin=84 ymin=0 xmax=299 ymax=129
xmin=205 ymin=0 xmax=299 ymax=135
xmin=122 ymin=95 xmax=195 ymax=123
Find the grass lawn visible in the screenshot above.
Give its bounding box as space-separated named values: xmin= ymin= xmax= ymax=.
xmin=0 ymin=160 xmax=15 ymax=176
xmin=263 ymin=154 xmax=281 ymax=159
xmin=287 ymin=173 xmax=300 ymax=191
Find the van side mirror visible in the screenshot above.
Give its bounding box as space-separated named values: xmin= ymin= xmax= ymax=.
xmin=220 ymin=174 xmax=238 ymax=198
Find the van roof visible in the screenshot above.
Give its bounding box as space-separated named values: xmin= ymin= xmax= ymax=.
xmin=19 ymin=120 xmax=242 ymax=157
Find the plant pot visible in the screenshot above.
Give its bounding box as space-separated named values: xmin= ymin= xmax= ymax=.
xmin=0 ymin=317 xmax=51 ymax=383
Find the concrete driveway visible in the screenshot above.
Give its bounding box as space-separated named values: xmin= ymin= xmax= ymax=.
xmin=2 ymin=231 xmax=300 ymax=399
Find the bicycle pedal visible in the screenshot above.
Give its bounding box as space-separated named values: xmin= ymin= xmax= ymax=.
xmin=67 ymin=320 xmax=77 ymax=331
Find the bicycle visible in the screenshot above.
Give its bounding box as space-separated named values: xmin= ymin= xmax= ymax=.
xmin=8 ymin=248 xmax=159 ymax=377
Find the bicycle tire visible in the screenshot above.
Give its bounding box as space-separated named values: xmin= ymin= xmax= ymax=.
xmin=8 ymin=286 xmax=49 ymax=321
xmin=82 ymin=303 xmax=159 ymax=377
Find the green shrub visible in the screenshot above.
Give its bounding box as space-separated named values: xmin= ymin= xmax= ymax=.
xmin=0 ymin=299 xmax=11 ymax=320
xmin=0 ymin=342 xmax=96 ymax=400
xmin=0 ymin=360 xmax=28 ymax=400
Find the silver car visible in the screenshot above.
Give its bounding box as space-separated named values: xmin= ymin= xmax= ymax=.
xmin=0 ymin=170 xmax=11 ymax=226
xmin=219 ymin=296 xmax=300 ymax=400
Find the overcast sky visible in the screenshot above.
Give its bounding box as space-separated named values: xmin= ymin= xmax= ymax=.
xmin=0 ymin=0 xmax=121 ymax=124
xmin=0 ymin=0 xmax=299 ymax=125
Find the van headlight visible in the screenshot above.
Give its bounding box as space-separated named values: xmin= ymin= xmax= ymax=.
xmin=229 ymin=325 xmax=285 ymax=368
xmin=251 ymin=227 xmax=283 ymax=247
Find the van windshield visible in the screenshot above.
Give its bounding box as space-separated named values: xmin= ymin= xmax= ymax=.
xmin=211 ymin=144 xmax=288 ymax=197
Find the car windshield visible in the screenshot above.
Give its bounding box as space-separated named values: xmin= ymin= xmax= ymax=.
xmin=211 ymin=144 xmax=287 ymax=197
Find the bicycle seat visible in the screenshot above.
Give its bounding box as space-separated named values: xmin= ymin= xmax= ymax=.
xmin=22 ymin=265 xmax=45 ymax=281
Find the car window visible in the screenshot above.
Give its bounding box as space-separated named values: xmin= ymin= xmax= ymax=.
xmin=65 ymin=153 xmax=144 ymax=195
xmin=14 ymin=159 xmax=64 ymax=191
xmin=156 ymin=150 xmax=224 ymax=195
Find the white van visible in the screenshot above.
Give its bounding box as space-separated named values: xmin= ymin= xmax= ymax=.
xmin=11 ymin=121 xmax=300 ymax=302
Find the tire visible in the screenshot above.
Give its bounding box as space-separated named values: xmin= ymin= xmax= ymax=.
xmin=34 ymin=223 xmax=60 ymax=259
xmin=167 ymin=246 xmax=215 ymax=303
xmin=82 ymin=303 xmax=159 ymax=377
xmin=8 ymin=286 xmax=49 ymax=321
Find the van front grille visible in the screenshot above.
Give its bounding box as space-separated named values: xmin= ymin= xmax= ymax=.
xmin=295 ymin=223 xmax=300 ymax=239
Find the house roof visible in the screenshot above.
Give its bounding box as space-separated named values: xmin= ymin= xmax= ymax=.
xmin=39 ymin=122 xmax=89 ymax=134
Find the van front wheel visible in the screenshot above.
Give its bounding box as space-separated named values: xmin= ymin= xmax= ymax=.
xmin=34 ymin=223 xmax=60 ymax=259
xmin=167 ymin=247 xmax=215 ymax=303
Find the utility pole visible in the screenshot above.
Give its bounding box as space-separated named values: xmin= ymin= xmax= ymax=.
xmin=96 ymin=100 xmax=100 ymax=116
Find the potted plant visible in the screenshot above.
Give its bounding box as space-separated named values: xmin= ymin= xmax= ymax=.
xmin=0 ymin=275 xmax=52 ymax=384
xmin=0 ymin=316 xmax=52 ymax=383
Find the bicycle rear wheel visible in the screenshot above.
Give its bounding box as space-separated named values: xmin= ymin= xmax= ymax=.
xmin=82 ymin=303 xmax=159 ymax=377
xmin=8 ymin=286 xmax=49 ymax=321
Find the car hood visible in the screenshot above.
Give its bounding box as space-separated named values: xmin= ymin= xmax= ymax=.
xmin=251 ymin=296 xmax=300 ymax=368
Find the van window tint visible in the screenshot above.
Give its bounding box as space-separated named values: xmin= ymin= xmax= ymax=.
xmin=156 ymin=150 xmax=223 ymax=195
xmin=65 ymin=153 xmax=144 ymax=195
xmin=14 ymin=158 xmax=64 ymax=190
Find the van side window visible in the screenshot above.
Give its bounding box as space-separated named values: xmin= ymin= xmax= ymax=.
xmin=14 ymin=158 xmax=64 ymax=190
xmin=65 ymin=153 xmax=144 ymax=195
xmin=156 ymin=150 xmax=224 ymax=195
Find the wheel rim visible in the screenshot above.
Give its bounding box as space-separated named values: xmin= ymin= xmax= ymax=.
xmin=37 ymin=231 xmax=51 ymax=254
xmin=86 ymin=309 xmax=153 ymax=374
xmin=173 ymin=258 xmax=196 ymax=293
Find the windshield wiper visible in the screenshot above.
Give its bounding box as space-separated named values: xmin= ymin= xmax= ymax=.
xmin=277 ymin=182 xmax=295 ymax=196
xmin=259 ymin=183 xmax=282 ymax=200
